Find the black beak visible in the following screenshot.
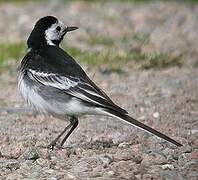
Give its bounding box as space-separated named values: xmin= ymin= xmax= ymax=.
xmin=64 ymin=26 xmax=78 ymax=33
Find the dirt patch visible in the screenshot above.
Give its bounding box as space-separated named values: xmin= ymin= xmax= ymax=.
xmin=0 ymin=67 xmax=197 ymax=179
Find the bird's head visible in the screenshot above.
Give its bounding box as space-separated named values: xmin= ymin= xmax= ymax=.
xmin=27 ymin=16 xmax=78 ymax=49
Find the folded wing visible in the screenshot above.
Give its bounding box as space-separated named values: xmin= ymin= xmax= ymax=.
xmin=28 ymin=69 xmax=128 ymax=114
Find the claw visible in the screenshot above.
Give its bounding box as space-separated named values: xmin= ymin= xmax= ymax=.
xmin=47 ymin=142 xmax=64 ymax=150
xmin=47 ymin=141 xmax=57 ymax=150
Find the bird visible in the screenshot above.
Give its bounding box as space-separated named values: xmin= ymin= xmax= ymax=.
xmin=18 ymin=16 xmax=182 ymax=149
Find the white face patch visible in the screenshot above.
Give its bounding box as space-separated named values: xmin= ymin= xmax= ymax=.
xmin=45 ymin=20 xmax=66 ymax=46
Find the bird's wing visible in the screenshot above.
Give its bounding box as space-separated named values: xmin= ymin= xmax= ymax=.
xmin=27 ymin=68 xmax=127 ymax=114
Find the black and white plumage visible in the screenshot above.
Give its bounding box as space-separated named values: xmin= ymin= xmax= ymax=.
xmin=18 ymin=16 xmax=182 ymax=149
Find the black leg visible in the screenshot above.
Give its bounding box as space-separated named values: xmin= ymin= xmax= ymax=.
xmin=60 ymin=117 xmax=78 ymax=147
xmin=47 ymin=121 xmax=73 ymax=149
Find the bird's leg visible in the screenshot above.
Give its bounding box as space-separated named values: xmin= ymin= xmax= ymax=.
xmin=47 ymin=121 xmax=73 ymax=150
xmin=60 ymin=116 xmax=78 ymax=147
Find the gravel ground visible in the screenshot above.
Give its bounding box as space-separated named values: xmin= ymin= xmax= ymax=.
xmin=0 ymin=1 xmax=198 ymax=179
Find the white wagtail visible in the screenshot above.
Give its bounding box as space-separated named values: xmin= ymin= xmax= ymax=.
xmin=18 ymin=16 xmax=182 ymax=149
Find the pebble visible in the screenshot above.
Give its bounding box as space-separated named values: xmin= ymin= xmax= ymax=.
xmin=118 ymin=142 xmax=130 ymax=148
xmin=180 ymin=144 xmax=192 ymax=154
xmin=114 ymin=149 xmax=136 ymax=161
xmin=114 ymin=149 xmax=142 ymax=164
xmin=49 ymin=177 xmax=58 ymax=180
xmin=161 ymin=164 xmax=174 ymax=170
xmin=22 ymin=146 xmax=39 ymax=160
xmin=99 ymin=154 xmax=113 ymax=167
xmin=140 ymin=107 xmax=145 ymax=112
xmin=142 ymin=152 xmax=167 ymax=166
xmin=153 ymin=112 xmax=160 ymax=118
xmin=5 ymin=159 xmax=20 ymax=170
xmin=178 ymin=153 xmax=192 ymax=167
xmin=72 ymin=161 xmax=93 ymax=173
xmin=36 ymin=158 xmax=49 ymax=167
xmin=65 ymin=173 xmax=76 ymax=179
xmin=138 ymin=115 xmax=146 ymax=120
xmin=183 ymin=161 xmax=198 ymax=170
xmin=45 ymin=169 xmax=56 ymax=174
xmin=188 ymin=129 xmax=198 ymax=135
xmin=107 ymin=170 xmax=115 ymax=176
xmin=5 ymin=173 xmax=24 ymax=179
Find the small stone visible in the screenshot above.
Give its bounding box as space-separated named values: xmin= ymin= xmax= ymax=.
xmin=107 ymin=171 xmax=115 ymax=176
xmin=114 ymin=149 xmax=142 ymax=163
xmin=178 ymin=153 xmax=192 ymax=167
xmin=118 ymin=142 xmax=130 ymax=148
xmin=140 ymin=107 xmax=144 ymax=112
xmin=100 ymin=155 xmax=113 ymax=167
xmin=166 ymin=154 xmax=175 ymax=162
xmin=163 ymin=148 xmax=174 ymax=156
xmin=153 ymin=112 xmax=159 ymax=118
xmin=105 ymin=170 xmax=116 ymax=178
xmin=161 ymin=164 xmax=174 ymax=170
xmin=45 ymin=169 xmax=56 ymax=174
xmin=5 ymin=159 xmax=20 ymax=170
xmin=36 ymin=158 xmax=49 ymax=167
xmin=22 ymin=146 xmax=39 ymax=160
xmin=142 ymin=152 xmax=167 ymax=166
xmin=20 ymin=160 xmax=33 ymax=170
xmin=49 ymin=177 xmax=57 ymax=180
xmin=72 ymin=161 xmax=93 ymax=173
xmin=188 ymin=129 xmax=198 ymax=135
xmin=5 ymin=173 xmax=24 ymax=179
xmin=191 ymin=150 xmax=198 ymax=159
xmin=38 ymin=148 xmax=51 ymax=159
xmin=183 ymin=161 xmax=198 ymax=170
xmin=65 ymin=173 xmax=76 ymax=179
xmin=180 ymin=145 xmax=192 ymax=153
xmin=163 ymin=148 xmax=177 ymax=162
xmin=138 ymin=116 xmax=146 ymax=120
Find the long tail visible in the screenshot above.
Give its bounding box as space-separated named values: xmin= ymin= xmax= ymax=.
xmin=106 ymin=110 xmax=182 ymax=147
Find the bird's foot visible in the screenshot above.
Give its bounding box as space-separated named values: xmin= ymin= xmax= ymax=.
xmin=47 ymin=141 xmax=63 ymax=150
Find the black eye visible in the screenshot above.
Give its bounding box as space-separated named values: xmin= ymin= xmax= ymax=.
xmin=56 ymin=26 xmax=61 ymax=31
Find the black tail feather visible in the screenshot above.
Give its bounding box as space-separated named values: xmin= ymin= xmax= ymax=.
xmin=107 ymin=110 xmax=182 ymax=147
